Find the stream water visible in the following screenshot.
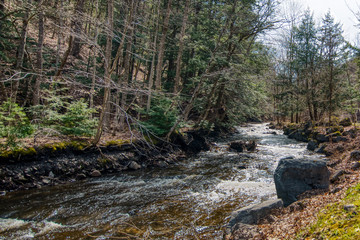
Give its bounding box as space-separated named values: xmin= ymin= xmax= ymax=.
xmin=0 ymin=123 xmax=324 ymax=239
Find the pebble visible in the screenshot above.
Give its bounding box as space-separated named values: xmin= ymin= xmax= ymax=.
xmin=90 ymin=170 xmax=102 ymax=177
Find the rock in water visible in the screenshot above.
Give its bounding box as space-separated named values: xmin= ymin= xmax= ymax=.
xmin=246 ymin=141 xmax=257 ymax=152
xmin=274 ymin=158 xmax=330 ymax=207
xmin=90 ymin=170 xmax=102 ymax=177
xmin=228 ymin=199 xmax=283 ymax=227
xmin=128 ymin=161 xmax=141 ymax=170
xmin=229 ymin=141 xmax=245 ymax=152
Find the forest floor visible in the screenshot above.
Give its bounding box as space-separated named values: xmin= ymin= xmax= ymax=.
xmin=259 ymin=124 xmax=360 ymax=239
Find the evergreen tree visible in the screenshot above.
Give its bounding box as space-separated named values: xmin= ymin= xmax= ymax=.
xmin=319 ymin=11 xmax=346 ymax=124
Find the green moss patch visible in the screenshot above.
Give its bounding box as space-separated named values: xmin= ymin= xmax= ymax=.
xmin=104 ymin=139 xmax=131 ymax=147
xmin=299 ymin=183 xmax=360 ymax=240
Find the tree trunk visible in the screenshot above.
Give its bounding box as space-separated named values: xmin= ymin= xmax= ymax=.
xmin=147 ymin=0 xmax=160 ymax=112
xmin=55 ymin=35 xmax=73 ymax=77
xmin=154 ymin=0 xmax=172 ymax=90
xmin=112 ymin=2 xmax=135 ymax=130
xmin=13 ymin=0 xmax=31 ymax=102
xmin=71 ymin=0 xmax=85 ymax=58
xmin=55 ymin=0 xmax=63 ymax=73
xmin=93 ymin=0 xmax=114 ymax=145
xmin=33 ymin=4 xmax=44 ymax=106
xmin=90 ymin=0 xmax=99 ymax=112
xmin=329 ymin=65 xmax=333 ymax=124
xmin=118 ymin=2 xmax=137 ymax=130
xmin=173 ymin=0 xmax=189 ymax=94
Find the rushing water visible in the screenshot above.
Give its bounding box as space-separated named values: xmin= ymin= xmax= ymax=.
xmin=0 ymin=123 xmax=324 ymax=239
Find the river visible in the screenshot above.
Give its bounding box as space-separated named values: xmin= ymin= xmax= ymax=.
xmin=0 ymin=123 xmax=324 ymax=239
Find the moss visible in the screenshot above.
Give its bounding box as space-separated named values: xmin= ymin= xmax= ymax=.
xmin=0 ymin=150 xmax=12 ymax=158
xmin=69 ymin=141 xmax=89 ymax=151
xmin=43 ymin=142 xmax=69 ymax=152
xmin=104 ymin=139 xmax=131 ymax=147
xmin=299 ymin=183 xmax=360 ymax=239
xmin=0 ymin=147 xmax=37 ymax=158
xmin=144 ymin=135 xmax=159 ymax=145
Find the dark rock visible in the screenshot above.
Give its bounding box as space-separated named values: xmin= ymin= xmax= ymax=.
xmin=307 ymin=141 xmax=318 ymax=151
xmin=330 ymin=170 xmax=345 ymax=183
xmin=269 ymin=124 xmax=276 ymax=130
xmin=128 ymin=161 xmax=141 ymax=170
xmin=237 ymin=164 xmax=247 ymax=170
xmin=342 ymin=129 xmax=357 ymax=138
xmin=288 ymin=201 xmax=306 ymax=212
xmin=76 ymin=173 xmax=87 ymax=180
xmin=90 ymin=170 xmax=101 ymax=177
xmin=340 ymin=118 xmax=352 ymax=127
xmin=174 ymin=130 xmax=210 ymax=154
xmin=351 ymin=162 xmax=360 ymax=170
xmin=288 ymin=130 xmax=308 ymax=142
xmin=316 ymin=144 xmax=327 ymax=154
xmin=350 ymin=151 xmax=360 ymax=161
xmin=264 ymin=131 xmax=277 ymax=135
xmin=274 ymin=158 xmax=330 ymax=207
xmin=304 ymin=121 xmax=312 ymax=130
xmin=332 ymin=136 xmax=348 ymax=143
xmin=229 ymin=141 xmax=245 ymax=152
xmin=330 ymin=187 xmax=342 ymax=194
xmin=336 ymin=145 xmax=345 ymax=152
xmin=228 ymin=199 xmax=283 ymax=227
xmin=326 ymin=126 xmax=344 ymax=134
xmin=246 ymin=141 xmax=257 ymax=152
xmin=316 ymin=134 xmax=329 ymax=143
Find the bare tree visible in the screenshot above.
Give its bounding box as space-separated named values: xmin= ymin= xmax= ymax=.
xmin=93 ymin=0 xmax=114 ymax=145
xmin=71 ymin=0 xmax=85 ymax=58
xmin=155 ymin=0 xmax=172 ymax=90
xmin=33 ymin=0 xmax=45 ymax=105
xmin=174 ymin=0 xmax=190 ymax=94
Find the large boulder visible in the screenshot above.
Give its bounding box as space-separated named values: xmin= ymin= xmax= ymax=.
xmin=228 ymin=199 xmax=283 ymax=228
xmin=288 ymin=130 xmax=307 ymax=142
xmin=229 ymin=141 xmax=245 ymax=152
xmin=274 ymin=158 xmax=330 ymax=207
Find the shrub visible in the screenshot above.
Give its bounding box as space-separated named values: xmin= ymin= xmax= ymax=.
xmin=140 ymin=95 xmax=179 ymax=136
xmin=0 ymin=100 xmax=34 ymax=149
xmin=57 ymin=99 xmax=98 ymax=137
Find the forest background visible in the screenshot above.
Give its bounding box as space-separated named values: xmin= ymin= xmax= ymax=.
xmin=0 ymin=0 xmax=359 ymax=150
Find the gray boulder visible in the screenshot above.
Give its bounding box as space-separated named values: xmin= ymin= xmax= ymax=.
xmin=228 ymin=199 xmax=283 ymax=228
xmin=274 ymin=158 xmax=330 ymax=207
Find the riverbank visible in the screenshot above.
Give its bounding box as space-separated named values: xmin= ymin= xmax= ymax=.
xmin=0 ymin=130 xmax=213 ymax=192
xmin=248 ymin=122 xmax=360 ymax=239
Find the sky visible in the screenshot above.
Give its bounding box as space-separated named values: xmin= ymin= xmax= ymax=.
xmin=301 ymin=0 xmax=359 ymax=44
